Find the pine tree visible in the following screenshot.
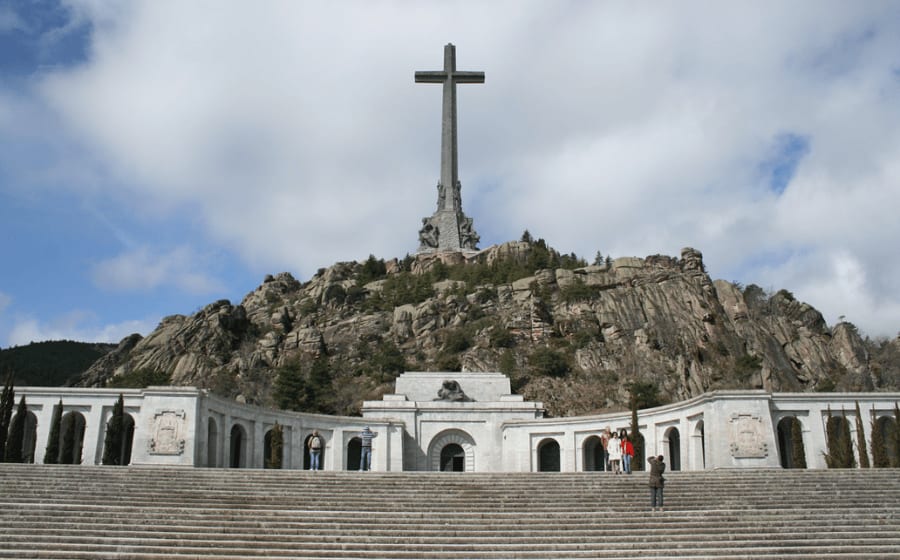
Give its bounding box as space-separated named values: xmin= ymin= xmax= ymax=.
xmin=789 ymin=417 xmax=807 ymax=469
xmin=0 ymin=374 xmax=14 ymax=459
xmin=4 ymin=396 xmax=27 ymax=462
xmin=102 ymin=394 xmax=125 ymax=465
xmin=44 ymin=400 xmax=63 ymax=464
xmin=854 ymin=401 xmax=870 ymax=468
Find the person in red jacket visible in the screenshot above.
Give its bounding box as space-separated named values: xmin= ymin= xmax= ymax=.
xmin=622 ymin=435 xmax=634 ymax=474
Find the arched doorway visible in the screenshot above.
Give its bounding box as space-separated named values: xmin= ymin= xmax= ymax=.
xmin=264 ymin=427 xmax=284 ymax=469
xmin=347 ymin=437 xmax=362 ymax=470
xmin=692 ymin=420 xmax=706 ymax=470
xmin=538 ymin=438 xmax=560 ymax=472
xmin=207 ymin=418 xmax=219 ymax=467
xmin=777 ymin=416 xmax=806 ymax=469
xmin=825 ymin=414 xmax=854 ymax=468
xmin=428 ymin=430 xmax=475 ymax=472
xmin=874 ymin=416 xmax=898 ymax=467
xmin=59 ymin=411 xmax=86 ymax=465
xmin=102 ymin=413 xmax=135 ymax=466
xmin=583 ymin=435 xmax=604 ymax=471
xmin=440 ymin=443 xmax=465 ymax=471
xmin=7 ymin=409 xmax=38 ymax=463
xmin=229 ymin=424 xmax=246 ymax=468
xmin=665 ymin=427 xmax=681 ymax=471
xmin=303 ymin=433 xmax=325 ymax=471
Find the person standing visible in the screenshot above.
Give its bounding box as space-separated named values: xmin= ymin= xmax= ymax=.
xmin=607 ymin=432 xmax=622 ymax=474
xmin=648 ymin=455 xmax=666 ymax=511
xmin=308 ymin=430 xmax=323 ymax=471
xmin=622 ymin=435 xmax=634 ymax=474
xmin=600 ymin=428 xmax=611 ymax=471
xmin=359 ymin=426 xmax=378 ymax=471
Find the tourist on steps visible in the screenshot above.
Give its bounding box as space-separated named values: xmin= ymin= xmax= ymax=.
xmin=359 ymin=426 xmax=378 ymax=471
xmin=648 ymin=455 xmax=666 ymax=511
xmin=308 ymin=430 xmax=323 ymax=471
xmin=608 ymin=432 xmax=622 ymax=474
xmin=622 ymin=435 xmax=634 ymax=474
xmin=600 ymin=428 xmax=611 ymax=471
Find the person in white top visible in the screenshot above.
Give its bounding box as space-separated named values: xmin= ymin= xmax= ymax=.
xmin=607 ymin=433 xmax=622 ymax=474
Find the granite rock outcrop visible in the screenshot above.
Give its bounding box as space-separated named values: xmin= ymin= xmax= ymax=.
xmin=75 ymin=242 xmax=898 ymax=417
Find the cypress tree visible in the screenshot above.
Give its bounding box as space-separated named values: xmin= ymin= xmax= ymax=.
xmin=893 ymin=403 xmax=900 ymax=468
xmin=0 ymin=374 xmax=14 ymax=459
xmin=629 ymin=397 xmax=645 ymax=471
xmin=854 ymin=401 xmax=870 ymax=468
xmin=789 ymin=417 xmax=807 ymax=469
xmin=102 ymin=394 xmax=125 ymax=465
xmin=4 ymin=396 xmax=27 ymax=463
xmin=44 ymin=400 xmax=63 ymax=464
xmin=870 ymin=406 xmax=889 ymax=468
xmin=267 ymin=423 xmax=284 ymax=469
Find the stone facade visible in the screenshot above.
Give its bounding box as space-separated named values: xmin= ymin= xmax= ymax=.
xmin=10 ymin=372 xmax=899 ymax=472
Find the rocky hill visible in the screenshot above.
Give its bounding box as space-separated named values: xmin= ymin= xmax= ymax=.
xmin=74 ymin=241 xmax=900 ymax=417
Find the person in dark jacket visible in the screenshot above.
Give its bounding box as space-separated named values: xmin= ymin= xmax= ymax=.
xmin=648 ymin=455 xmax=666 ymax=511
xmin=359 ymin=426 xmax=378 ymax=471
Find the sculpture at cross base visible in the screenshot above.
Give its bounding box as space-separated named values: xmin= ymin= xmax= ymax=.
xmin=415 ymin=44 xmax=482 ymax=253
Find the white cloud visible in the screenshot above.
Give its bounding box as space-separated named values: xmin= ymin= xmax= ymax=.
xmin=5 ymin=0 xmax=897 ymax=337
xmin=91 ymin=246 xmax=225 ymax=294
xmin=7 ymin=311 xmax=155 ymax=347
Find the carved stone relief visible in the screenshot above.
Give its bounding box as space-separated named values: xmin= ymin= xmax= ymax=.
xmin=729 ymin=413 xmax=768 ymax=458
xmin=149 ymin=409 xmax=186 ymax=455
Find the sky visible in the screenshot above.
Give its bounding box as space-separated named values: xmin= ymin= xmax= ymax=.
xmin=1 ymin=1 xmax=899 ymax=348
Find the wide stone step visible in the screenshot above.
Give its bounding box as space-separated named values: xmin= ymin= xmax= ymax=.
xmin=2 ymin=465 xmax=899 ymax=559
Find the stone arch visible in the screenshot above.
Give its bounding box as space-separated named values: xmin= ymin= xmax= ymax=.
xmin=59 ymin=411 xmax=86 ymax=465
xmin=263 ymin=428 xmax=282 ymax=469
xmin=582 ymin=435 xmax=605 ymax=471
xmin=825 ymin=414 xmax=854 ymax=468
xmin=8 ymin=409 xmax=38 ymax=463
xmin=537 ymin=438 xmax=561 ymax=472
xmin=776 ymin=416 xmax=806 ymax=469
xmin=347 ymin=437 xmax=362 ymax=471
xmin=229 ymin=423 xmax=247 ymax=468
xmin=303 ymin=433 xmax=325 ymax=471
xmin=102 ymin=412 xmax=135 ymax=466
xmin=692 ymin=419 xmax=706 ymax=470
xmin=874 ymin=416 xmax=899 ymax=467
xmin=207 ymin=418 xmax=219 ymax=467
xmin=665 ymin=427 xmax=681 ymax=471
xmin=428 ymin=430 xmax=475 ymax=472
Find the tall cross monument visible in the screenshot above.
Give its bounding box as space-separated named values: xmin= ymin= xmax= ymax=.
xmin=416 ymin=44 xmax=483 ymax=253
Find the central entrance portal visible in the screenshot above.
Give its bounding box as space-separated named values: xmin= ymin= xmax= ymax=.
xmin=440 ymin=443 xmax=465 ymax=471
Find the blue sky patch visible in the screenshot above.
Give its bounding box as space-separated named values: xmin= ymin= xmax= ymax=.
xmin=0 ymin=0 xmax=91 ymax=77
xmin=759 ymin=133 xmax=810 ymax=195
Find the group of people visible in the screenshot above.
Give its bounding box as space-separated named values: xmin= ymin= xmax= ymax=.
xmin=600 ymin=428 xmax=635 ymax=474
xmin=600 ymin=428 xmax=666 ymax=510
xmin=305 ymin=426 xmax=378 ymax=471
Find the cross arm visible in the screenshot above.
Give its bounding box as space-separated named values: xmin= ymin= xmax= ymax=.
xmin=453 ymin=72 xmax=485 ymax=84
xmin=415 ymin=71 xmax=447 ymax=83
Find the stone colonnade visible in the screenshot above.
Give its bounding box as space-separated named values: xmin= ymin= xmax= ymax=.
xmin=7 ymin=386 xmax=899 ymax=472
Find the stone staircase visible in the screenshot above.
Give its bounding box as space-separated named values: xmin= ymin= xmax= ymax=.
xmin=1 ymin=464 xmax=898 ymax=559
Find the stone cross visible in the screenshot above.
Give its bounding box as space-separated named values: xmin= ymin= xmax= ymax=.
xmin=415 ymin=44 xmax=483 ymax=252
xmin=415 ymin=44 xmax=484 ymax=211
